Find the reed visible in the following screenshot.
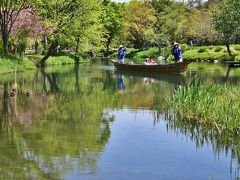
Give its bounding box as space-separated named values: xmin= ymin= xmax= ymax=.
xmin=165 ymin=78 xmax=240 ymax=134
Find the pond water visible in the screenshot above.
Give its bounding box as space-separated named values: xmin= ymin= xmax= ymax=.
xmin=0 ymin=62 xmax=239 ymax=179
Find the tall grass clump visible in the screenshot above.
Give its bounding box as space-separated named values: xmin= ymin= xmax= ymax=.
xmin=165 ymin=78 xmax=240 ymax=135
xmin=46 ymin=55 xmax=76 ymax=65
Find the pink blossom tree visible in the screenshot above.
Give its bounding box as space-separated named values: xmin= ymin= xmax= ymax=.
xmin=0 ymin=0 xmax=28 ymax=55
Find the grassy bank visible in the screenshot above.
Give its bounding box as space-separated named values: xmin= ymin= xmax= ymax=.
xmin=0 ymin=55 xmax=35 ymax=74
xmin=165 ymin=79 xmax=240 ymax=135
xmin=111 ymin=44 xmax=240 ymax=63
xmin=27 ymin=53 xmax=91 ymax=66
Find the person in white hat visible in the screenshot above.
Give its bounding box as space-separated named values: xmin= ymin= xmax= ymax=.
xmin=117 ymin=45 xmax=126 ymax=64
xmin=171 ymin=42 xmax=182 ymax=63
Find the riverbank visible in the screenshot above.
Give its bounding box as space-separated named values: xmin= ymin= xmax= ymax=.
xmin=0 ymin=55 xmax=36 ymax=74
xmin=0 ymin=53 xmax=92 ymax=74
xmin=27 ymin=53 xmax=91 ymax=66
xmin=111 ymin=44 xmax=240 ymax=63
xmin=164 ymin=78 xmax=240 ymax=136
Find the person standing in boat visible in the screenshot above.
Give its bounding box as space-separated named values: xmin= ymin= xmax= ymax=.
xmin=171 ymin=42 xmax=182 ymax=63
xmin=117 ymin=45 xmax=126 ymax=64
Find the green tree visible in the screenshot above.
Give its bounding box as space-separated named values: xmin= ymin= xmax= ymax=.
xmin=125 ymin=1 xmax=156 ymax=49
xmin=101 ymin=0 xmax=126 ymax=53
xmin=213 ymin=0 xmax=240 ymax=56
xmin=36 ymin=0 xmax=85 ymax=66
xmin=152 ymin=1 xmax=188 ymax=44
xmin=69 ymin=0 xmax=103 ymax=55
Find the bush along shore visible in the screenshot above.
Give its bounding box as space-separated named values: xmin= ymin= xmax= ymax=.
xmin=111 ymin=44 xmax=240 ymax=63
xmin=27 ymin=53 xmax=91 ymax=66
xmin=164 ymin=78 xmax=240 ymax=137
xmin=0 ymin=52 xmax=93 ymax=74
xmin=0 ymin=55 xmax=36 ymax=74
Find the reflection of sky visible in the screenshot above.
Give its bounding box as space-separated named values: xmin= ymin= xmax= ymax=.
xmin=66 ymin=109 xmax=232 ymax=179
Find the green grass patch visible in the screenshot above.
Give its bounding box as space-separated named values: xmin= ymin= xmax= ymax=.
xmin=0 ymin=54 xmax=35 ymax=74
xmin=165 ymin=79 xmax=240 ymax=135
xmin=26 ymin=54 xmax=44 ymax=65
xmin=183 ymin=49 xmax=231 ymax=62
xmin=45 ymin=55 xmax=76 ymax=65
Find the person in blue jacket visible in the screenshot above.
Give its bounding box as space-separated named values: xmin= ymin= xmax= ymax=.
xmin=117 ymin=45 xmax=126 ymax=64
xmin=171 ymin=42 xmax=182 ymax=63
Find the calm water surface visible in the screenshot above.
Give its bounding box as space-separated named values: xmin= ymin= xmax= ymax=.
xmin=0 ymin=62 xmax=239 ymax=179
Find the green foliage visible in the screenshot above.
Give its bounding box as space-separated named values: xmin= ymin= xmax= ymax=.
xmin=197 ymin=47 xmax=207 ymax=53
xmin=45 ymin=56 xmax=76 ymax=65
xmin=214 ymin=46 xmax=223 ymax=52
xmin=134 ymin=48 xmax=159 ymax=58
xmin=213 ymin=0 xmax=240 ymax=56
xmin=0 ymin=55 xmax=35 ymax=73
xmin=101 ymin=1 xmax=126 ymax=51
xmin=26 ymin=54 xmax=44 ymax=65
xmin=233 ymin=45 xmax=240 ymax=51
xmin=125 ymin=1 xmax=156 ymax=49
xmin=180 ymin=44 xmax=191 ymax=52
xmin=166 ymin=78 xmax=240 ymax=134
xmin=183 ymin=49 xmax=231 ymax=62
xmin=235 ymin=54 xmax=240 ymax=61
xmin=213 ymin=0 xmax=240 ymax=40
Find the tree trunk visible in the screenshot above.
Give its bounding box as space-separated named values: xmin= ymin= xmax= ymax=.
xmin=38 ymin=40 xmax=58 ymax=67
xmin=158 ymin=44 xmax=161 ymax=54
xmin=75 ymin=38 xmax=80 ymax=55
xmin=43 ymin=35 xmax=48 ymax=54
xmin=2 ymin=33 xmax=9 ymax=55
xmin=34 ymin=39 xmax=39 ymax=54
xmin=225 ymin=39 xmax=232 ymax=56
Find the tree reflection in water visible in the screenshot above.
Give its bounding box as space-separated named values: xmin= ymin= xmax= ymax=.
xmin=0 ymin=67 xmax=115 ymax=179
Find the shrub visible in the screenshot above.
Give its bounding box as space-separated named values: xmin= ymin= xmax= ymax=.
xmin=134 ymin=48 xmax=159 ymax=58
xmin=46 ymin=56 xmax=76 ymax=65
xmin=0 ymin=55 xmax=35 ymax=73
xmin=214 ymin=46 xmax=223 ymax=52
xmin=233 ymin=45 xmax=240 ymax=51
xmin=197 ymin=47 xmax=207 ymax=53
xmin=180 ymin=44 xmax=191 ymax=52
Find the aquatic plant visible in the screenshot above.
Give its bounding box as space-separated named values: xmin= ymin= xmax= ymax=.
xmin=165 ymin=78 xmax=240 ymax=135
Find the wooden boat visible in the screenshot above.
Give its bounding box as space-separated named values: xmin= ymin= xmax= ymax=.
xmin=110 ymin=60 xmax=189 ymax=75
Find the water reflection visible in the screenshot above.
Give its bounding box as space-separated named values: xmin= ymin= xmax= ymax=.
xmin=117 ymin=74 xmax=125 ymax=92
xmin=0 ymin=66 xmax=115 ymax=179
xmin=186 ymin=62 xmax=240 ymax=84
xmin=0 ymin=63 xmax=239 ymax=179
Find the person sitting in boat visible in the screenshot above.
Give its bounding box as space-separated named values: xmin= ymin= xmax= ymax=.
xmin=148 ymin=57 xmax=157 ymax=65
xmin=128 ymin=61 xmax=134 ymax=65
xmin=117 ymin=45 xmax=127 ymax=64
xmin=171 ymin=42 xmax=182 ymax=63
xmin=144 ymin=58 xmax=150 ymax=65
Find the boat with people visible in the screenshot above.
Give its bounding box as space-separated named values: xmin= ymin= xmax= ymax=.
xmin=110 ymin=59 xmax=189 ymax=75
